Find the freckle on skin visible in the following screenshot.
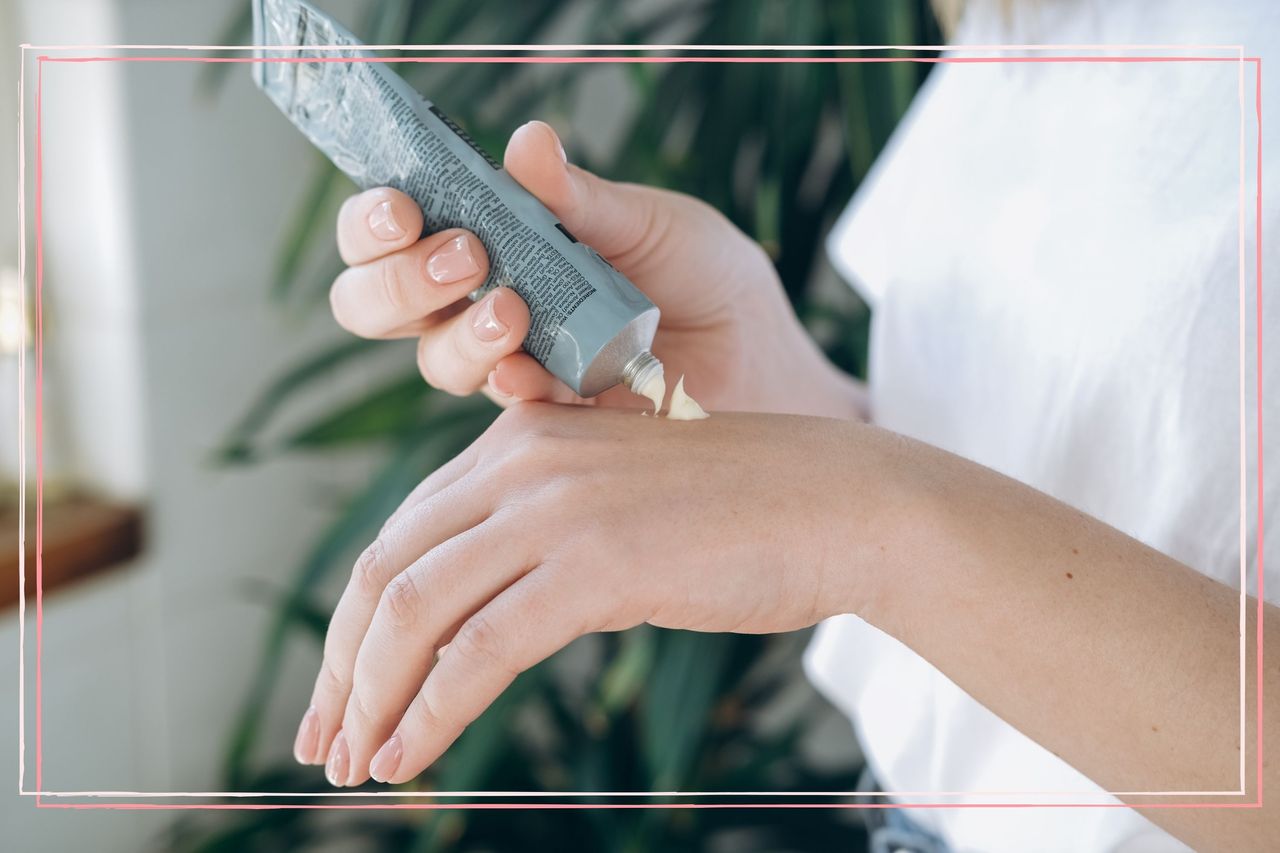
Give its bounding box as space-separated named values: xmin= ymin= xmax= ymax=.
xmin=1072 ymin=548 xmax=1079 ymax=555
xmin=1151 ymin=725 xmax=1159 ymax=733
xmin=1065 ymin=572 xmax=1074 ymax=580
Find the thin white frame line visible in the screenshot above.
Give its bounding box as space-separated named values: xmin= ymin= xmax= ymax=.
xmin=1237 ymin=49 xmax=1249 ymax=795
xmin=18 ymin=42 xmax=1247 ymax=53
xmin=15 ymin=43 xmax=1259 ymax=799
xmin=16 ymin=42 xmax=27 ymax=799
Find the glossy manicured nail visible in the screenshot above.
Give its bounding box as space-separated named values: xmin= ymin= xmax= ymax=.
xmin=369 ymin=732 xmax=403 ymax=783
xmin=293 ymin=706 xmax=320 ymax=765
xmin=472 ymin=294 xmax=509 ymax=342
xmin=368 ymin=200 xmax=405 ymax=241
xmin=325 ymin=731 xmax=350 ymax=787
xmin=426 ymin=235 xmax=480 ymax=284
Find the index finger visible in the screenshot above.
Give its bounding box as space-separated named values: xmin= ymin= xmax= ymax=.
xmin=337 ymin=187 xmax=424 ymax=266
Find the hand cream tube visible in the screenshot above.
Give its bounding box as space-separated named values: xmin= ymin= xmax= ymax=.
xmin=251 ymin=0 xmax=664 ymax=399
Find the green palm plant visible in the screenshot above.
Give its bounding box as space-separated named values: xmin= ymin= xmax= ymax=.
xmin=172 ymin=1 xmax=939 ymax=849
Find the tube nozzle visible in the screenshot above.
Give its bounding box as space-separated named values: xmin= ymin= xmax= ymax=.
xmin=622 ymin=351 xmax=666 ymax=414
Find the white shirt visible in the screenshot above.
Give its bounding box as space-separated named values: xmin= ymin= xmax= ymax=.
xmin=804 ymin=1 xmax=1277 ymax=850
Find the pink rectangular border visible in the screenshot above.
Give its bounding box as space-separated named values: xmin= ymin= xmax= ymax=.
xmin=16 ymin=46 xmax=1265 ymax=812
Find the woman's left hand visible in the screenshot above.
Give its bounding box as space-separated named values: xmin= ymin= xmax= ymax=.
xmin=293 ymin=402 xmax=899 ymax=786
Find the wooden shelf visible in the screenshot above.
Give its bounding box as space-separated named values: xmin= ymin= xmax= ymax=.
xmin=1 ymin=495 xmax=144 ymax=608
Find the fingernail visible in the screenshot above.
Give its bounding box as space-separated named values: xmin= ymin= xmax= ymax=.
xmin=487 ymin=369 xmax=512 ymax=399
xmin=293 ymin=706 xmax=320 ymax=765
xmin=369 ymin=732 xmax=403 ymax=783
xmin=368 ymin=200 xmax=405 ymax=241
xmin=325 ymin=731 xmax=350 ymax=787
xmin=472 ymin=293 xmax=509 ymax=342
xmin=553 ymin=132 xmax=567 ymax=163
xmin=426 ymin=235 xmax=480 ymax=284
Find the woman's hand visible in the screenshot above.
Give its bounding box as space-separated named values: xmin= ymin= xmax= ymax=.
xmin=291 ymin=403 xmax=892 ymax=786
xmin=328 ymin=120 xmax=863 ymax=419
xmin=287 ymin=400 xmax=1280 ymax=852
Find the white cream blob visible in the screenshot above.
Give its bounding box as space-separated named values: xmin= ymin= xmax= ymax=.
xmin=666 ymin=374 xmax=708 ymax=420
xmin=635 ymin=371 xmax=667 ymax=416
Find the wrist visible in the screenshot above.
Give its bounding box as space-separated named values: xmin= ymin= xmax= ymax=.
xmin=814 ymin=421 xmax=938 ymax=630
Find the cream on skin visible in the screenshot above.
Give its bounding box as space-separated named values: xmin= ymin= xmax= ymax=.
xmin=665 ymin=374 xmax=708 ymax=420
xmin=631 ymin=371 xmax=706 ymax=419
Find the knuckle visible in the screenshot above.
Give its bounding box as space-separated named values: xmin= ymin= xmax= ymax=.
xmin=346 ymin=687 xmax=378 ymax=729
xmin=378 ymin=256 xmax=412 ymax=313
xmin=509 ymin=432 xmax=573 ymax=479
xmin=380 ymin=571 xmax=425 ymax=631
xmin=328 ymin=270 xmax=356 ymax=330
xmin=438 ymin=372 xmax=476 ymax=398
xmin=451 ymin=612 xmax=514 ymax=676
xmin=318 ymin=654 xmax=350 ymax=694
xmin=503 ymin=440 xmax=565 ymax=487
xmin=416 ymin=335 xmax=473 ymax=397
xmin=494 ymin=429 xmax=536 ymax=472
xmin=351 ymin=539 xmax=389 ymax=597
xmin=449 ymin=318 xmax=476 ymax=366
xmin=411 ymin=688 xmax=450 ymax=732
xmin=415 ymin=336 xmax=445 ymax=390
xmin=535 ymin=472 xmax=578 ymax=508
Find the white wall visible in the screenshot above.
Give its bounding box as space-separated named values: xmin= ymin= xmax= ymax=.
xmin=4 ymin=1 xmax=365 ymax=849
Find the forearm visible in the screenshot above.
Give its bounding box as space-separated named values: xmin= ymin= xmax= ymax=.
xmin=847 ymin=426 xmax=1277 ymax=849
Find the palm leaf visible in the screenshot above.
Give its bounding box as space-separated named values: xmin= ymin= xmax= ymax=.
xmin=281 ymin=372 xmax=432 ymax=452
xmin=641 ymin=631 xmax=734 ymax=791
xmin=212 ymin=336 xmax=381 ymax=465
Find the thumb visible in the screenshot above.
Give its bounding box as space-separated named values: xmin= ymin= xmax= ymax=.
xmin=503 ymin=120 xmax=660 ymax=262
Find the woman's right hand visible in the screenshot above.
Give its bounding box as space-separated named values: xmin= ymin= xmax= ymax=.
xmin=329 ymin=120 xmax=863 ymax=418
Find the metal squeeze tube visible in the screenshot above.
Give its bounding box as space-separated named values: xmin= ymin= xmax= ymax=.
xmin=251 ymin=0 xmax=664 ymax=400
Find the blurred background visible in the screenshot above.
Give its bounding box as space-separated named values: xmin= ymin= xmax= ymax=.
xmin=4 ymin=0 xmax=939 ymax=849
